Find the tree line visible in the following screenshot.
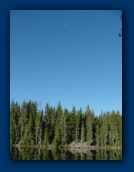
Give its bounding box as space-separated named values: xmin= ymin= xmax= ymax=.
xmin=10 ymin=100 xmax=122 ymax=147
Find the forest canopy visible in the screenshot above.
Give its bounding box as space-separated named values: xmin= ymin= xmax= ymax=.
xmin=10 ymin=100 xmax=122 ymax=148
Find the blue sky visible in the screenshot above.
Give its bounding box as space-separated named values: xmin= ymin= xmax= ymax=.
xmin=10 ymin=10 xmax=122 ymax=115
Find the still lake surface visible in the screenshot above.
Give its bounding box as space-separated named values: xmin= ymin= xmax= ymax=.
xmin=10 ymin=147 xmax=122 ymax=160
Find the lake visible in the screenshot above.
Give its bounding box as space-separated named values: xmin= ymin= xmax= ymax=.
xmin=10 ymin=147 xmax=122 ymax=160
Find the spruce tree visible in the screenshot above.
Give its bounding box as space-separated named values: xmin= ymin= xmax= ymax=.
xmin=43 ymin=130 xmax=49 ymax=145
xmin=81 ymin=119 xmax=85 ymax=142
xmin=75 ymin=108 xmax=82 ymax=142
xmin=10 ymin=100 xmax=21 ymax=144
xmin=85 ymin=105 xmax=94 ymax=145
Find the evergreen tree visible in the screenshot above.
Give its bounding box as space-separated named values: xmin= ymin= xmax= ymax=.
xmin=19 ymin=101 xmax=28 ymax=143
xmin=44 ymin=103 xmax=56 ymax=144
xmin=52 ymin=102 xmax=62 ymax=146
xmin=81 ymin=119 xmax=85 ymax=142
xmin=61 ymin=108 xmax=67 ymax=146
xmin=95 ymin=117 xmax=101 ymax=146
xmin=66 ymin=107 xmax=76 ymax=143
xmin=43 ymin=130 xmax=49 ymax=145
xmin=22 ymin=112 xmax=35 ymax=145
xmin=35 ymin=112 xmax=42 ymax=145
xmin=85 ymin=105 xmax=94 ymax=145
xmin=52 ymin=120 xmax=61 ymax=146
xmin=22 ymin=100 xmax=37 ymax=138
xmin=75 ymin=108 xmax=82 ymax=142
xmin=71 ymin=106 xmax=76 ymax=141
xmin=10 ymin=100 xmax=21 ymax=144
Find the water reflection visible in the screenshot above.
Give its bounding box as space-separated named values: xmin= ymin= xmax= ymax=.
xmin=96 ymin=149 xmax=122 ymax=160
xmin=10 ymin=147 xmax=122 ymax=160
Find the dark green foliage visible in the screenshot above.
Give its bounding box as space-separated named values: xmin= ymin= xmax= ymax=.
xmin=75 ymin=108 xmax=82 ymax=141
xmin=35 ymin=112 xmax=42 ymax=145
xmin=19 ymin=101 xmax=28 ymax=142
xmin=43 ymin=130 xmax=49 ymax=145
xmin=10 ymin=100 xmax=21 ymax=145
xmin=52 ymin=102 xmax=63 ymax=146
xmin=52 ymin=120 xmax=61 ymax=146
xmin=85 ymin=105 xmax=94 ymax=144
xmin=10 ymin=100 xmax=122 ymax=147
xmin=95 ymin=111 xmax=122 ymax=147
xmin=81 ymin=119 xmax=85 ymax=142
xmin=23 ymin=113 xmax=35 ymax=145
xmin=66 ymin=107 xmax=76 ymax=143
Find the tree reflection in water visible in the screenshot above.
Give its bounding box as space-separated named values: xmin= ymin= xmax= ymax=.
xmin=10 ymin=147 xmax=122 ymax=160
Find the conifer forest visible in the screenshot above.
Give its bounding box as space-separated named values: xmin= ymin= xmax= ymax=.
xmin=10 ymin=100 xmax=122 ymax=149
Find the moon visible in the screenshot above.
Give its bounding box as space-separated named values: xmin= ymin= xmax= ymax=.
xmin=65 ymin=23 xmax=68 ymax=26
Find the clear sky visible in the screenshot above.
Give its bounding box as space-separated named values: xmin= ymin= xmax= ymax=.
xmin=10 ymin=10 xmax=122 ymax=115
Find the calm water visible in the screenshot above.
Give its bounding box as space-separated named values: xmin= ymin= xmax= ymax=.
xmin=10 ymin=147 xmax=122 ymax=160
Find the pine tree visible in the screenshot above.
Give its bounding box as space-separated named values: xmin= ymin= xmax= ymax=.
xmin=81 ymin=119 xmax=85 ymax=142
xmin=19 ymin=101 xmax=28 ymax=143
xmin=85 ymin=105 xmax=94 ymax=145
xmin=75 ymin=108 xmax=82 ymax=142
xmin=71 ymin=106 xmax=76 ymax=141
xmin=22 ymin=101 xmax=37 ymax=145
xmin=102 ymin=113 xmax=109 ymax=146
xmin=43 ymin=130 xmax=49 ymax=145
xmin=10 ymin=100 xmax=21 ymax=144
xmin=44 ymin=103 xmax=56 ymax=144
xmin=52 ymin=120 xmax=61 ymax=146
xmin=66 ymin=107 xmax=76 ymax=143
xmin=61 ymin=109 xmax=67 ymax=146
xmin=22 ymin=112 xmax=35 ymax=145
xmin=95 ymin=117 xmax=101 ymax=146
xmin=35 ymin=112 xmax=42 ymax=145
xmin=52 ymin=102 xmax=62 ymax=146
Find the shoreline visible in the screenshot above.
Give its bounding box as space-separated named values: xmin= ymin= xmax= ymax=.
xmin=11 ymin=144 xmax=122 ymax=150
